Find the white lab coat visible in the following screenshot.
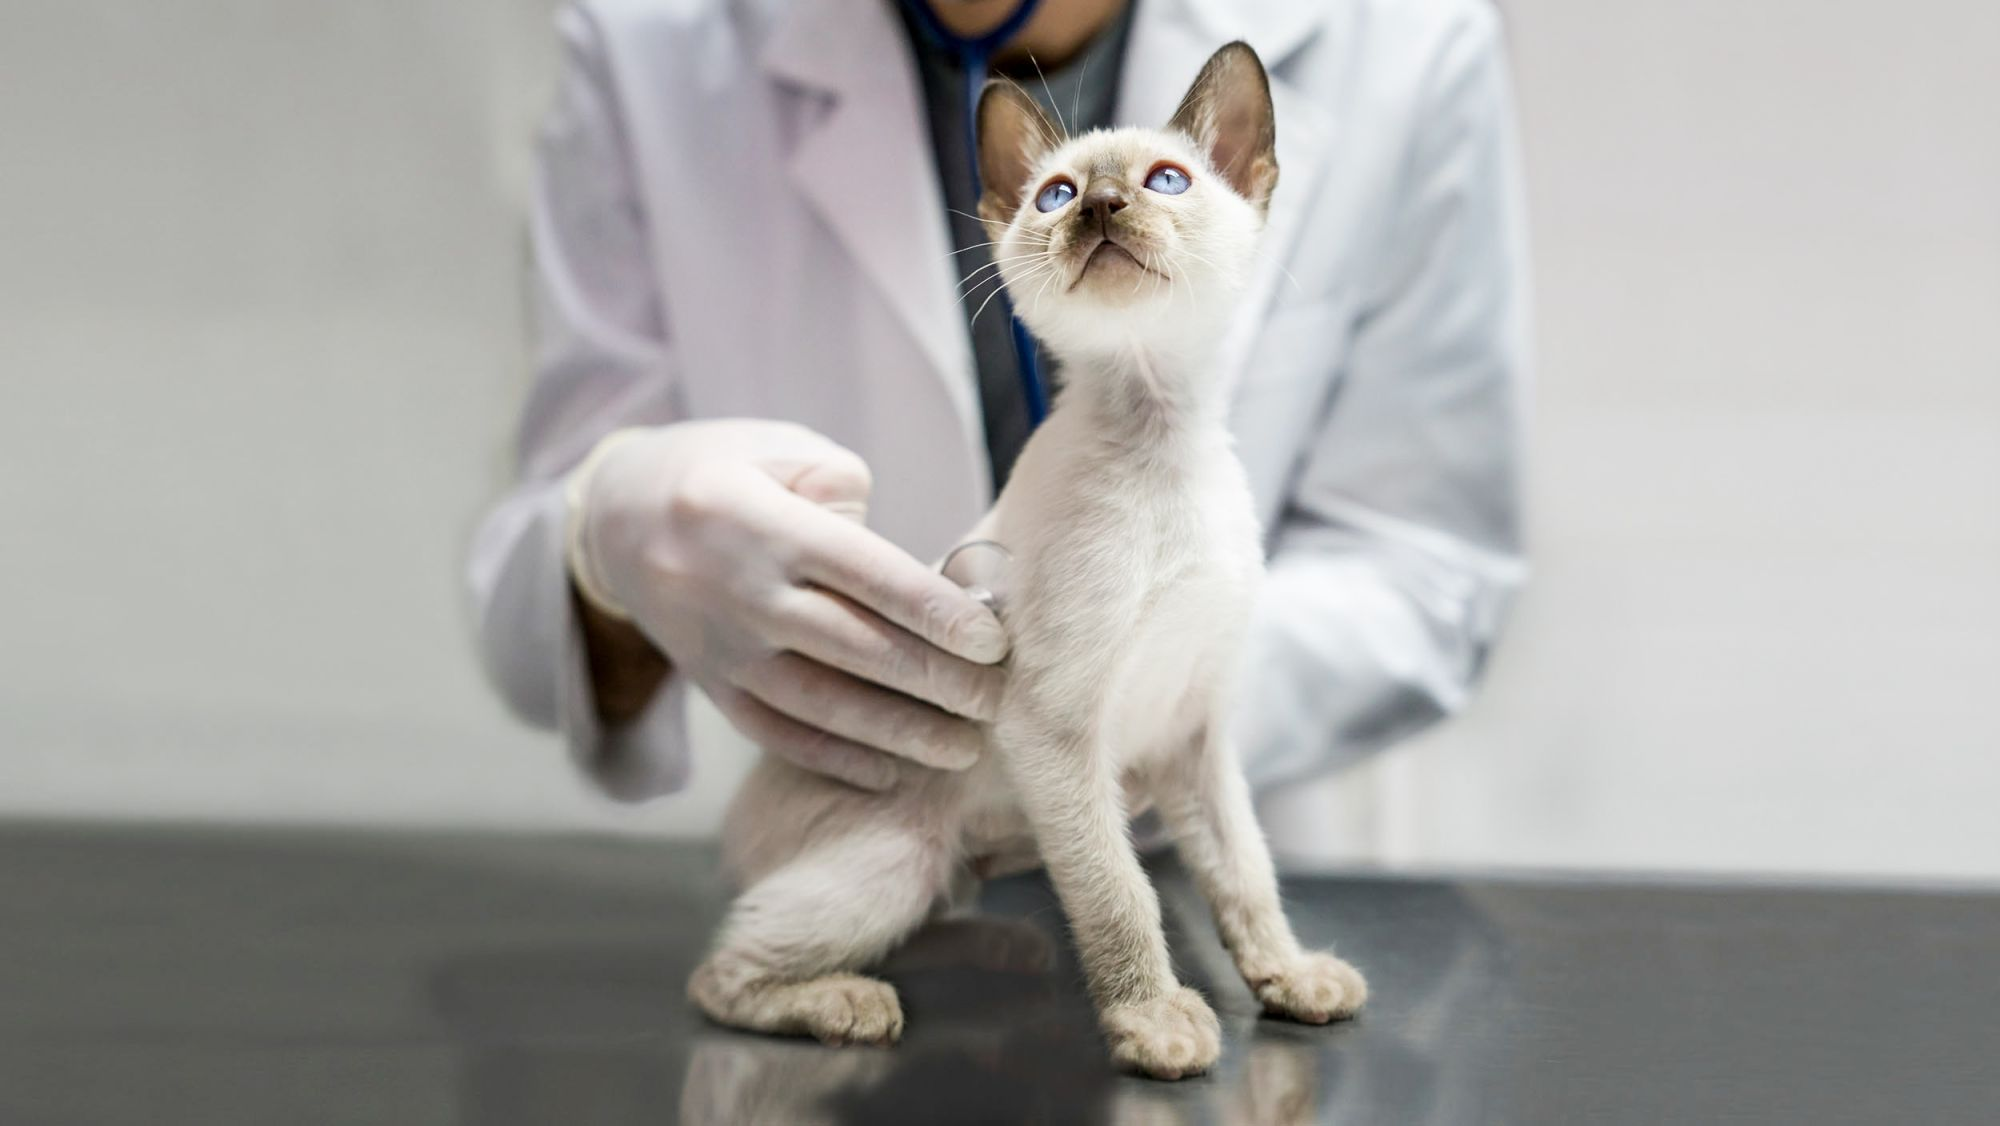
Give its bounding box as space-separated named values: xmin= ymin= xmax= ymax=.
xmin=468 ymin=0 xmax=1531 ymax=812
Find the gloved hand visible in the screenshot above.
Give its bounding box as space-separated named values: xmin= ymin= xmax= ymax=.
xmin=566 ymin=420 xmax=1007 ymax=791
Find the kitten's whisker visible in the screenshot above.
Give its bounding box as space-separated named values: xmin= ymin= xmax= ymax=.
xmin=1153 ymin=247 xmax=1186 ymax=313
xmin=960 ymin=260 xmax=1053 ymax=311
xmin=1181 ymin=241 xmax=1303 ymax=296
xmin=956 ymin=273 xmax=1007 ymax=297
xmin=1032 ymin=259 xmax=1063 ymax=306
xmin=947 ymin=234 xmax=1049 ymax=259
xmin=945 ymin=228 xmax=1052 ymax=250
xmin=968 ymin=248 xmax=1048 ymax=262
xmin=958 ymin=252 xmax=1044 ymax=275
xmin=1270 ymin=259 xmax=1306 ymax=296
xmin=948 ymin=227 xmax=1052 ymax=248
xmin=968 ymin=267 xmax=1033 ymax=326
xmin=958 ymin=273 xmax=1011 ymax=308
xmin=1170 ymin=243 xmax=1219 ymax=270
xmin=1251 ymin=246 xmax=1307 ymax=296
xmin=1173 ymin=246 xmax=1235 ymax=288
xmin=1009 ymin=262 xmax=1061 ymax=314
xmin=956 ymin=265 xmax=1019 ymax=293
xmin=1026 ymin=54 xmax=1067 ymax=138
xmin=1070 ymin=50 xmax=1089 ymax=142
xmin=955 ymin=255 xmax=1046 ymax=293
xmin=952 ymin=255 xmax=1048 ymax=291
xmin=956 ymin=269 xmax=1020 ymax=297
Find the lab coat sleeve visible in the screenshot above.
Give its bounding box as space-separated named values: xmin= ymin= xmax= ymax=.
xmin=466 ymin=5 xmax=692 ymax=801
xmin=1237 ymin=14 xmax=1531 ymax=788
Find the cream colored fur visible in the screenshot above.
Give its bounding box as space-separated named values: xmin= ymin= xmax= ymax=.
xmin=690 ymin=43 xmax=1365 ymax=1079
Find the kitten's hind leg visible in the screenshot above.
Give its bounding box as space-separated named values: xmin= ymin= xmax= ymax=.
xmin=1152 ymin=719 xmax=1367 ymax=1024
xmin=690 ymin=821 xmax=954 ymax=1046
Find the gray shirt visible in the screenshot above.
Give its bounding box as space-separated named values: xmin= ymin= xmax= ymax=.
xmin=894 ymin=2 xmax=1136 ymax=491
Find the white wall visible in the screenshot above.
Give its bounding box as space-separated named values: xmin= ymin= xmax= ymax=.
xmin=2 ymin=1 xmax=1996 ymax=880
xmin=1265 ymin=0 xmax=2000 ymax=881
xmin=0 ymin=0 xmax=620 ymax=830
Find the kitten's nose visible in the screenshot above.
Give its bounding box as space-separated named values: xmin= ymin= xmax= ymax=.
xmin=1079 ymin=182 xmax=1129 ymax=230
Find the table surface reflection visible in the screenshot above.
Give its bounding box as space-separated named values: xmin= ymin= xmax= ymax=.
xmin=2 ymin=823 xmax=1995 ymax=1125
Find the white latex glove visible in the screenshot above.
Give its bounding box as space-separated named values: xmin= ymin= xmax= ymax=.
xmin=567 ymin=420 xmax=1008 ymax=791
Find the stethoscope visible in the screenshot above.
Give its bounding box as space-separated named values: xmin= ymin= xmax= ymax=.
xmin=898 ymin=0 xmax=1052 ymax=429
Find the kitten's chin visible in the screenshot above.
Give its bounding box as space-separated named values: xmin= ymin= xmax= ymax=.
xmin=1010 ymin=245 xmax=1249 ymax=357
xmin=1071 ymin=242 xmax=1163 ymax=298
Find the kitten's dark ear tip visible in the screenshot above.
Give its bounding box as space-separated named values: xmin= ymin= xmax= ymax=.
xmin=975 ymin=77 xmax=1016 ymax=114
xmin=974 ymin=79 xmax=1008 ymax=129
xmin=1211 ymin=41 xmax=1272 ymax=88
xmin=1218 ymin=40 xmax=1263 ymax=64
xmin=977 ymin=79 xmax=1046 ymax=125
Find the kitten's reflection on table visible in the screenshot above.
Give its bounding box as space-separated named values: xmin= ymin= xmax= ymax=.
xmin=679 ymin=1012 xmax=1326 ymax=1126
xmin=425 ymin=872 xmax=1505 ymax=1125
xmin=678 ymin=916 xmax=1327 ymax=1126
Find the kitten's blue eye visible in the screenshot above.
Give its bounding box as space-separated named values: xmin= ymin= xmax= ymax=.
xmin=1144 ymin=165 xmax=1191 ymax=195
xmin=1035 ymin=179 xmax=1076 ymax=212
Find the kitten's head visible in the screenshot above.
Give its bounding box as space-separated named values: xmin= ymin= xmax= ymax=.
xmin=976 ymin=41 xmax=1278 ymax=360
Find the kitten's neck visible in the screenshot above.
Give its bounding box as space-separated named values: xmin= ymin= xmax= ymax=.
xmin=1055 ymin=342 xmax=1230 ymax=457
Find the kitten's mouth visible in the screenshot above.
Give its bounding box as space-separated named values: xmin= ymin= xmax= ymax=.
xmin=1068 ymin=237 xmax=1168 ymax=291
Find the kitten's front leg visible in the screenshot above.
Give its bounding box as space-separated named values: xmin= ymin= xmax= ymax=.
xmin=1154 ymin=716 xmax=1367 ymax=1024
xmin=995 ymin=708 xmax=1221 ymax=1079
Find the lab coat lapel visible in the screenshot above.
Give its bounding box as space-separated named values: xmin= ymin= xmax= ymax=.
xmin=761 ymin=0 xmax=979 ymax=439
xmin=1119 ymin=0 xmax=1338 ymax=403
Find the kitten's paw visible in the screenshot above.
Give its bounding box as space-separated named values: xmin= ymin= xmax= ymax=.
xmin=1253 ymin=951 xmax=1367 ymax=1024
xmin=1102 ymin=986 xmax=1222 ymax=1080
xmin=689 ymin=960 xmax=905 ymax=1046
xmin=791 ymin=974 xmax=906 ymax=1046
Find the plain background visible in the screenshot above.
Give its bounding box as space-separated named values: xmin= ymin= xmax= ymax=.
xmin=2 ymin=0 xmax=1995 ymax=881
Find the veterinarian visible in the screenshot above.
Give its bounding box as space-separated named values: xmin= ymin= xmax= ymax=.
xmin=468 ymin=0 xmax=1529 ymax=835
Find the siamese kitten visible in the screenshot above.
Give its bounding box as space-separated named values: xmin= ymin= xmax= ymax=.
xmin=691 ymin=43 xmax=1366 ymax=1079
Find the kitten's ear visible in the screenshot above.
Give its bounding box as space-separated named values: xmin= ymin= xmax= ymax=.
xmin=1167 ymin=41 xmax=1279 ymax=213
xmin=976 ymin=80 xmax=1062 ymax=227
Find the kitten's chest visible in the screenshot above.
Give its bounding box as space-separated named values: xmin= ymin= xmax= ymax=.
xmin=1002 ymin=439 xmax=1261 ymax=665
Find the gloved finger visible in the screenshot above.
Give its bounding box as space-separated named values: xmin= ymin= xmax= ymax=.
xmin=737 ymin=652 xmax=985 ymax=771
xmin=708 ymin=684 xmax=901 ymax=792
xmin=784 ymin=505 xmax=1009 ymax=666
xmin=763 ymin=586 xmax=1007 ymax=722
xmin=776 ymin=443 xmax=873 ymax=524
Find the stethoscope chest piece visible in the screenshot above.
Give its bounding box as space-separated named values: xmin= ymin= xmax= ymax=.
xmin=939 ymin=539 xmax=1015 ymax=615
